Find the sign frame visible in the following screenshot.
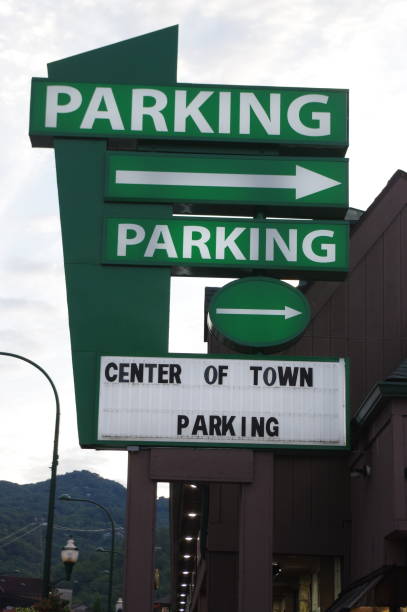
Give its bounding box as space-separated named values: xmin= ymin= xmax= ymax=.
xmin=29 ymin=27 xmax=351 ymax=454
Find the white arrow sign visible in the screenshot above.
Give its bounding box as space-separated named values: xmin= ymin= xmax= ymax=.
xmin=115 ymin=165 xmax=341 ymax=199
xmin=216 ymin=306 xmax=302 ymax=319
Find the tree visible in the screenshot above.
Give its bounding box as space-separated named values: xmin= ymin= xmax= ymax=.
xmin=91 ymin=595 xmax=103 ymax=611
xmin=33 ymin=592 xmax=69 ymax=611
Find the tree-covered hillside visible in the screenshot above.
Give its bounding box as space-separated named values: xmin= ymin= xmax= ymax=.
xmin=0 ymin=471 xmax=169 ymax=608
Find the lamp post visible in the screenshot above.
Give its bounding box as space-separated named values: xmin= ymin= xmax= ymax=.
xmin=0 ymin=352 xmax=60 ymax=600
xmin=59 ymin=494 xmax=115 ymax=612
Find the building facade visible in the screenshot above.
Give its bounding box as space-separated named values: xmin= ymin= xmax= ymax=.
xmin=169 ymin=171 xmax=407 ymax=611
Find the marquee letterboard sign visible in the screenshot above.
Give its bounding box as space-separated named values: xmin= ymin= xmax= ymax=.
xmin=29 ymin=26 xmax=349 ymax=449
xmin=98 ymin=355 xmax=348 ymax=449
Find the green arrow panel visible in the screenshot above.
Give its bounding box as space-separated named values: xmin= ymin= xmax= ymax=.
xmin=106 ymin=153 xmax=348 ymax=218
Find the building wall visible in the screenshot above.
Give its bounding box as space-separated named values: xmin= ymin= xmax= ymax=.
xmin=206 ymin=171 xmax=407 ymax=595
xmin=273 ymin=455 xmax=349 ymax=556
xmin=350 ymin=398 xmax=407 ymax=579
xmin=285 ymin=172 xmax=407 ymax=413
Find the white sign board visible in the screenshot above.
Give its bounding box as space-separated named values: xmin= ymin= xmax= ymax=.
xmin=98 ymin=355 xmax=348 ymax=448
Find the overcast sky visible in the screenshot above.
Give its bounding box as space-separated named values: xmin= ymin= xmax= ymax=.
xmin=1 ymin=0 xmax=407 ymax=493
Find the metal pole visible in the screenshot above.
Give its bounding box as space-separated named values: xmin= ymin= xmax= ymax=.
xmin=60 ymin=496 xmax=115 ymax=612
xmin=0 ymin=351 xmax=60 ymax=599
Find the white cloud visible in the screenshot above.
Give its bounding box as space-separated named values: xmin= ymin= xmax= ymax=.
xmin=1 ymin=0 xmax=407 ymax=492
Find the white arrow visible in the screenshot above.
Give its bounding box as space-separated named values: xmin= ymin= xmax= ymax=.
xmin=216 ymin=306 xmax=302 ymax=319
xmin=115 ymin=165 xmax=340 ymax=200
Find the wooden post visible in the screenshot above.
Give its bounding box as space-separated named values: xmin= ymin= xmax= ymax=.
xmin=238 ymin=452 xmax=274 ymax=611
xmin=124 ymin=449 xmax=156 ymax=611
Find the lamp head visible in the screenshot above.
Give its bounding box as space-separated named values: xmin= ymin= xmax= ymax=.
xmin=61 ymin=536 xmax=79 ymax=581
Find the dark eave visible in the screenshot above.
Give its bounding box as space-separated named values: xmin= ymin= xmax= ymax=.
xmin=352 ymin=358 xmax=407 ymax=430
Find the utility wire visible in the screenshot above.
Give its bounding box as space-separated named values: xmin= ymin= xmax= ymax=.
xmin=0 ymin=523 xmax=45 ymax=548
xmin=54 ymin=524 xmax=125 ymax=533
xmin=0 ymin=522 xmax=43 ymax=545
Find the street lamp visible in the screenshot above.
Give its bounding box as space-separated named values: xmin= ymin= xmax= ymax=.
xmin=59 ymin=494 xmax=115 ymax=612
xmin=0 ymin=352 xmax=60 ymax=599
xmin=60 ymin=536 xmax=79 ymax=581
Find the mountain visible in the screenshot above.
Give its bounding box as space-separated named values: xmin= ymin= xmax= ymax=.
xmin=0 ymin=470 xmax=169 ymax=608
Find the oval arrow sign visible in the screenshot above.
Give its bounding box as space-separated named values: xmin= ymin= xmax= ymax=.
xmin=208 ymin=277 xmax=311 ymax=352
